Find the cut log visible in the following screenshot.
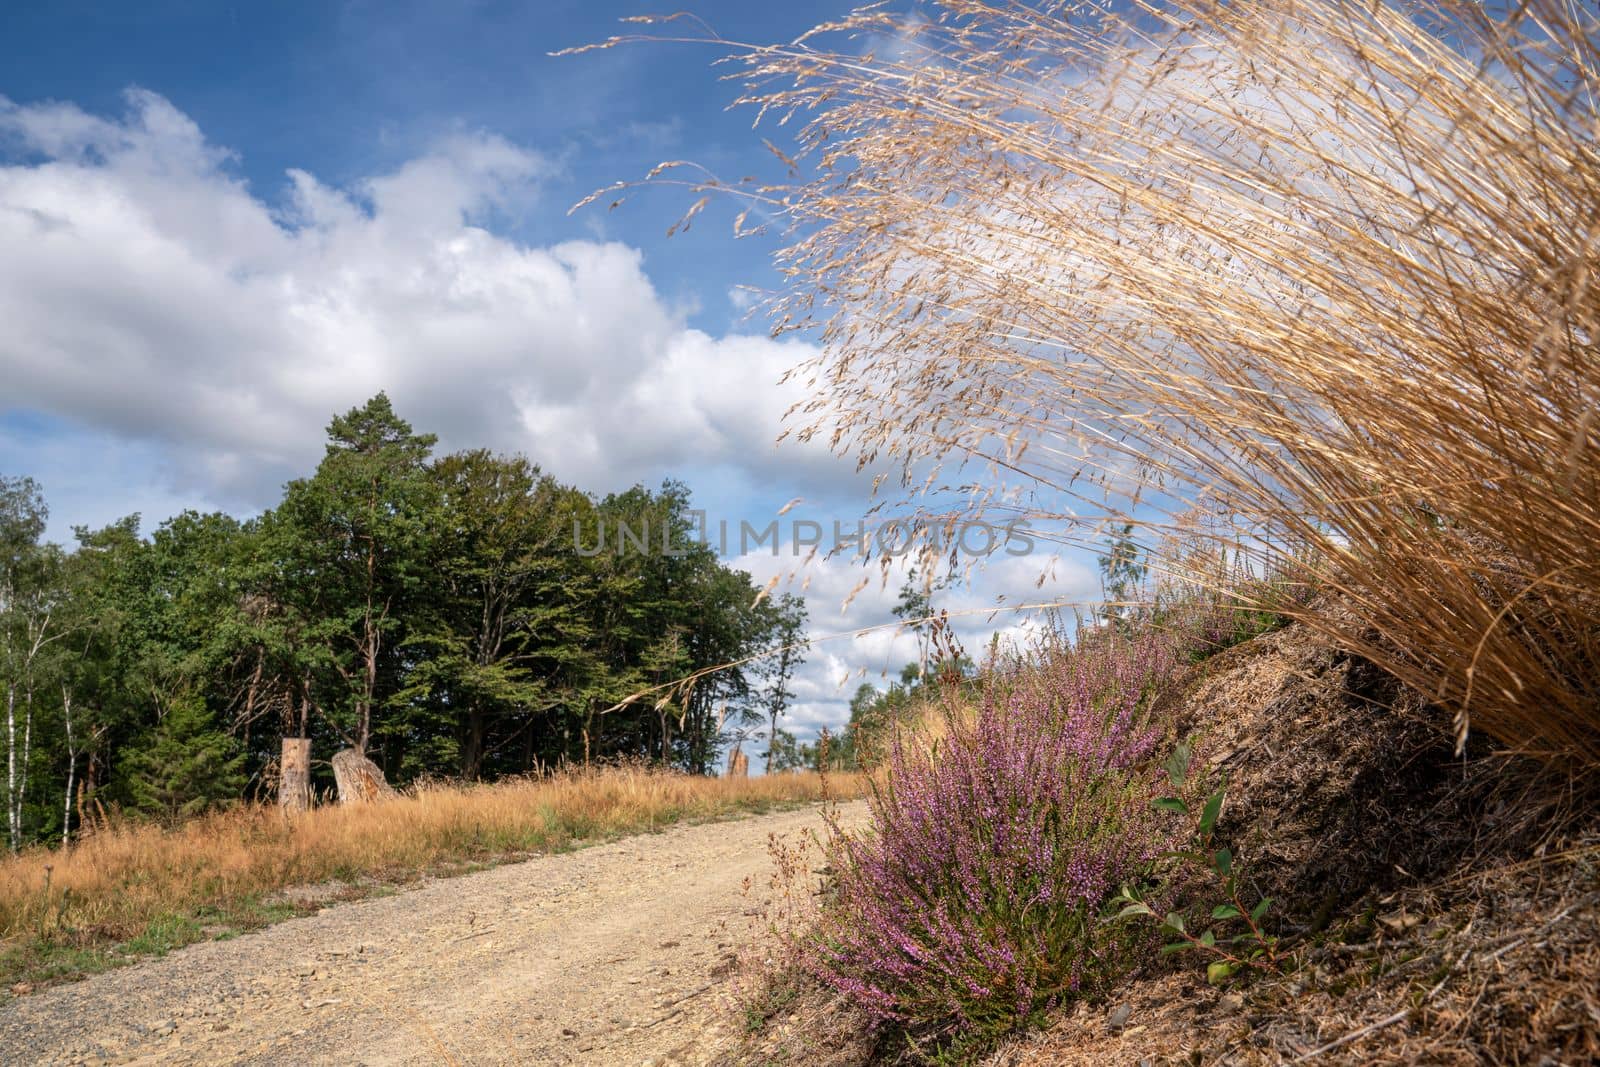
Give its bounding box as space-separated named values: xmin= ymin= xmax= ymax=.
xmin=279 ymin=737 xmax=313 ymax=813
xmin=331 ymin=749 xmax=399 ymax=805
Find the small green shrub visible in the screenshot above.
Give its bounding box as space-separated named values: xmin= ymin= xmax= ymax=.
xmin=1114 ymin=741 xmax=1281 ymax=983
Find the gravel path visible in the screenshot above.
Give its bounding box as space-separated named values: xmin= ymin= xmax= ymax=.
xmin=0 ymin=800 xmax=862 ymax=1066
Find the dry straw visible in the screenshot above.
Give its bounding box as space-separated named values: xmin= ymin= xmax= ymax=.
xmin=573 ymin=0 xmax=1600 ymax=765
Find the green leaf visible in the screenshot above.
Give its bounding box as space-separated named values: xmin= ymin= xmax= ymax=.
xmin=1199 ymin=785 xmax=1226 ymax=839
xmin=1212 ymin=904 xmax=1243 ymax=920
xmin=1207 ymin=961 xmax=1236 ymax=986
xmin=1153 ymin=796 xmax=1189 ymax=815
xmin=1214 ymin=848 xmax=1234 ymax=875
xmin=1160 ymin=941 xmax=1193 ymax=955
xmin=1163 ymin=741 xmax=1193 ymax=789
xmin=1250 ymin=897 xmax=1273 ymax=922
xmin=1116 ymin=903 xmax=1154 ymax=919
xmin=1200 ymin=929 xmax=1216 ymax=947
xmin=1162 ymin=912 xmax=1186 ymax=934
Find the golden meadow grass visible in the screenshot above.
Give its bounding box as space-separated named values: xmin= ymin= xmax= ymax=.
xmin=0 ymin=765 xmax=861 ymax=989
xmin=579 ymin=0 xmax=1600 ymax=765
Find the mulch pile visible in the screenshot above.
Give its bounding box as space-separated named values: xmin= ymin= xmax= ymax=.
xmin=1004 ymin=624 xmax=1600 ymax=1065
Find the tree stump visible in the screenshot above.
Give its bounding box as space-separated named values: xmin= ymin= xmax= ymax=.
xmin=726 ymin=744 xmax=749 ymax=779
xmin=279 ymin=737 xmax=313 ymax=813
xmin=331 ymin=749 xmax=399 ymax=805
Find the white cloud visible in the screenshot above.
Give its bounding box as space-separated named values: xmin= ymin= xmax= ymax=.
xmin=724 ymin=530 xmax=1101 ymax=745
xmin=0 ymin=89 xmax=843 ymax=505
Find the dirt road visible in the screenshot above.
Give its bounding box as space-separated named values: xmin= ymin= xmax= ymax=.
xmin=0 ymin=800 xmax=862 ymax=1066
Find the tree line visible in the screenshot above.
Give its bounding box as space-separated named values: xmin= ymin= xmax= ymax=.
xmin=0 ymin=394 xmax=807 ymax=848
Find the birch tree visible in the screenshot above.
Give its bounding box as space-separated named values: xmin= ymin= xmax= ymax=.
xmin=1 ymin=476 xmax=61 ymax=851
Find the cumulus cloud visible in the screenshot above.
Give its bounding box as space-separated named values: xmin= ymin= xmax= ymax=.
xmin=0 ymin=89 xmax=839 ymax=505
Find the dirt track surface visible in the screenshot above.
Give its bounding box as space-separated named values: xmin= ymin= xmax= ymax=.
xmin=0 ymin=800 xmax=862 ymax=1066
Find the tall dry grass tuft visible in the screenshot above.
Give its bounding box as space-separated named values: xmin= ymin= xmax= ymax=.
xmin=582 ymin=0 xmax=1600 ymax=764
xmin=0 ymin=765 xmax=858 ymax=986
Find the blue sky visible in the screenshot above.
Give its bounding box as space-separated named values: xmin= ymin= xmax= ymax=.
xmin=2 ymin=1 xmax=835 ymax=322
xmin=0 ymin=1 xmax=1099 ymax=742
xmin=1 ymin=1 xmax=858 ymax=517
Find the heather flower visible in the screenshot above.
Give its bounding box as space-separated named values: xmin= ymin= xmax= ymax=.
xmin=804 ymin=628 xmax=1181 ymax=1042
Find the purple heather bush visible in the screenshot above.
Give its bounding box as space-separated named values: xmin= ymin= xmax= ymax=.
xmin=807 ymin=628 xmax=1183 ymax=1039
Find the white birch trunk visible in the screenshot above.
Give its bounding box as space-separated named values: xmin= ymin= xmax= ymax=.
xmin=61 ymin=685 xmax=75 ymax=847
xmin=18 ymin=681 xmax=32 ymax=842
xmin=5 ymin=681 xmax=16 ymax=853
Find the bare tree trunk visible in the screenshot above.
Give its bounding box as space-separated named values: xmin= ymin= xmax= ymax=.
xmin=77 ymin=746 xmax=99 ymax=836
xmin=279 ymin=737 xmax=313 ymax=814
xmin=242 ymin=650 xmax=263 ymax=725
xmin=358 ymin=628 xmax=375 ymax=754
xmin=19 ymin=681 xmax=33 ymax=844
xmin=61 ymin=685 xmax=75 ymax=847
xmin=354 ymin=584 xmax=386 ymax=756
xmin=5 ymin=681 xmax=16 ymax=853
xmin=462 ymin=706 xmax=485 ymax=780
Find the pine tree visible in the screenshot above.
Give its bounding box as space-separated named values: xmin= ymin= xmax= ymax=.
xmin=125 ymin=694 xmax=245 ymax=824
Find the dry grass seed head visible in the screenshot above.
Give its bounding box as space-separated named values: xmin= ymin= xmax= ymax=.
xmin=589 ymin=0 xmax=1600 ymax=766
